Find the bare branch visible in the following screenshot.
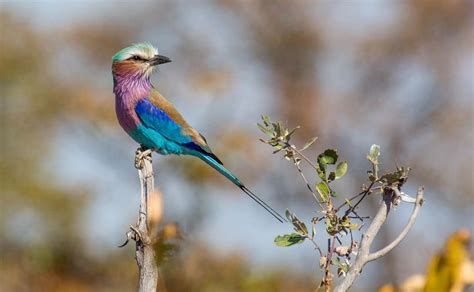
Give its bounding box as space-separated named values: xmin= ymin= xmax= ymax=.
xmin=367 ymin=187 xmax=424 ymax=262
xmin=306 ymin=236 xmax=324 ymax=257
xmin=135 ymin=153 xmax=159 ymax=292
xmin=120 ymin=147 xmax=160 ymax=292
xmin=334 ymin=187 xmax=425 ymax=292
xmin=287 ymin=142 xmax=319 ymax=171
xmin=343 ymin=182 xmax=374 ymax=217
xmin=292 ymin=157 xmax=324 ymax=207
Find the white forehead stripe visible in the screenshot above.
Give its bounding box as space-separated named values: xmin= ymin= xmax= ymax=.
xmin=113 ymin=43 xmax=158 ymax=62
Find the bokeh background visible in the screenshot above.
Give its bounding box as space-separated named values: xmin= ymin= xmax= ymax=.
xmin=1 ymin=0 xmax=473 ymax=291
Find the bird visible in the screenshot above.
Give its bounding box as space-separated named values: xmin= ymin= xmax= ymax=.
xmin=112 ymin=43 xmax=285 ymax=223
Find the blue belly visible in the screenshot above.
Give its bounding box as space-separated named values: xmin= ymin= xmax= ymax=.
xmin=130 ymin=125 xmax=185 ymax=155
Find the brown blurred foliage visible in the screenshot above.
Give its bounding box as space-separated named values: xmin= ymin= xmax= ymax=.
xmin=0 ymin=3 xmax=314 ymax=290
xmin=378 ymin=229 xmax=474 ymax=292
xmin=220 ymin=0 xmax=324 ymax=136
xmin=161 ymin=244 xmax=312 ymax=292
xmin=424 ymin=229 xmax=473 ymax=292
xmin=1 ymin=0 xmax=472 ymax=290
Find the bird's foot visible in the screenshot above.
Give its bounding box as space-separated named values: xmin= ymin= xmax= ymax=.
xmin=135 ymin=146 xmax=153 ymax=169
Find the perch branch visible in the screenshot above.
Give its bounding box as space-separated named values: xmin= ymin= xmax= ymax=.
xmin=135 ymin=150 xmax=158 ymax=292
xmin=120 ymin=147 xmax=159 ymax=292
xmin=334 ymin=186 xmax=424 ymax=292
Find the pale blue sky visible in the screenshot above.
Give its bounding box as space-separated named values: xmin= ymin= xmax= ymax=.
xmin=4 ymin=0 xmax=473 ymax=288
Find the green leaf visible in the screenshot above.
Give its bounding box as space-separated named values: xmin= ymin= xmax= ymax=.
xmin=316 ymin=182 xmax=330 ymax=202
xmin=379 ymin=166 xmax=410 ymax=186
xmin=317 ymin=149 xmax=338 ymax=182
xmin=261 ymin=115 xmax=270 ymax=126
xmin=274 ymin=233 xmax=306 ymax=247
xmin=318 ymin=149 xmax=338 ymax=165
xmin=285 ymin=209 xmax=308 ymax=235
xmin=316 ymin=164 xmax=326 ymax=181
xmin=257 ymin=123 xmax=273 ymax=136
xmin=335 ymin=161 xmax=348 ymax=179
xmin=367 ymin=144 xmax=380 ymax=164
xmin=300 ymin=137 xmax=318 ymax=151
xmin=349 ymin=223 xmax=359 ymax=230
xmin=256 ymin=123 xmax=267 ymax=133
xmin=274 ymin=122 xmax=282 ymax=136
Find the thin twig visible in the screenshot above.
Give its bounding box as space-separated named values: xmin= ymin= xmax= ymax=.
xmin=277 ymin=138 xmax=319 ymax=171
xmin=343 ymin=182 xmax=375 ymax=217
xmin=367 ymin=187 xmax=424 ymax=261
xmin=307 ymin=236 xmax=324 ymax=257
xmin=334 ymin=185 xmax=381 ymax=213
xmin=323 ymin=236 xmax=337 ymax=292
xmin=348 ymin=215 xmax=370 ymax=220
xmin=333 ymin=186 xmax=424 ymax=292
xmin=348 ymin=229 xmax=354 ymax=255
xmin=292 ymin=157 xmax=324 ymax=207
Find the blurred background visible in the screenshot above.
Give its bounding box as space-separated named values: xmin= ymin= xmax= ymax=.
xmin=1 ymin=0 xmax=473 ymax=291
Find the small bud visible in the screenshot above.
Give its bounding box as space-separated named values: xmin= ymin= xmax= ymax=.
xmin=319 ymin=256 xmax=327 ymax=268
xmin=351 ymin=242 xmax=359 ymax=255
xmin=337 ymin=267 xmax=346 ymax=277
xmin=335 ymin=246 xmax=349 ymax=256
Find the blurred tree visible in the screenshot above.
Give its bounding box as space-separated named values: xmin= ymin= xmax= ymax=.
xmin=378 ymin=229 xmax=474 ymax=292
xmin=161 ymin=243 xmax=313 ymax=292
xmin=219 ymin=0 xmax=324 ymax=137
xmin=424 ymin=229 xmax=473 ymax=292
xmin=0 ymin=9 xmax=87 ymax=258
xmin=0 ymin=5 xmax=313 ymax=291
xmin=355 ymin=0 xmax=474 ymax=203
xmin=1 ymin=0 xmax=472 ymax=290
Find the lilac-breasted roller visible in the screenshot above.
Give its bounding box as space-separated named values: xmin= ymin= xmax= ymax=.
xmin=112 ymin=43 xmax=285 ymax=222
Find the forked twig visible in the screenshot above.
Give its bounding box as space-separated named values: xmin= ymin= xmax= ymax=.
xmin=334 ymin=187 xmax=425 ymax=292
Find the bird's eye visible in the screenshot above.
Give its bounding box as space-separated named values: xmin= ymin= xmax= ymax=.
xmin=131 ymin=56 xmax=142 ymax=61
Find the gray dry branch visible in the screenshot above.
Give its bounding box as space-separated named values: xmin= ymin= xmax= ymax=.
xmin=120 ymin=148 xmax=160 ymax=292
xmin=334 ymin=187 xmax=425 ymax=292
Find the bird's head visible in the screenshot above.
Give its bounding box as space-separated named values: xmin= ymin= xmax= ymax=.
xmin=112 ymin=43 xmax=171 ymax=79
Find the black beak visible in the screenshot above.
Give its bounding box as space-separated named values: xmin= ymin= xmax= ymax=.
xmin=150 ymin=54 xmax=171 ymax=66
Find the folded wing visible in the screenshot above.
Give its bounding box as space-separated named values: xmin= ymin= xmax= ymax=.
xmin=135 ymin=90 xmax=222 ymax=164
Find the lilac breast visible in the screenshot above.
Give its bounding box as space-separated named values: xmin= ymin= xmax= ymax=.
xmin=114 ymin=75 xmax=152 ymax=134
xmin=115 ymin=98 xmax=141 ymax=133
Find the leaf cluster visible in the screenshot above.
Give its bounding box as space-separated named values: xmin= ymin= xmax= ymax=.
xmin=258 ymin=115 xmax=413 ymax=289
xmin=258 ymin=115 xmax=304 ymax=162
xmin=315 ymin=149 xmax=348 ymax=202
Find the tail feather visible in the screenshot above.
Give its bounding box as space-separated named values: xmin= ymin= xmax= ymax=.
xmin=240 ymin=185 xmax=286 ymax=223
xmin=197 ymin=153 xmax=286 ymax=223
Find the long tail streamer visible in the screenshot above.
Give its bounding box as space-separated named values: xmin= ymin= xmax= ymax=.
xmin=197 ymin=153 xmax=287 ymax=223
xmin=240 ymin=185 xmax=287 ymax=223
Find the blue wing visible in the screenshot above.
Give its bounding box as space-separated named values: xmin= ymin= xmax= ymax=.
xmin=135 ymin=97 xmax=222 ymax=163
xmin=135 ymin=98 xmax=192 ymax=144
